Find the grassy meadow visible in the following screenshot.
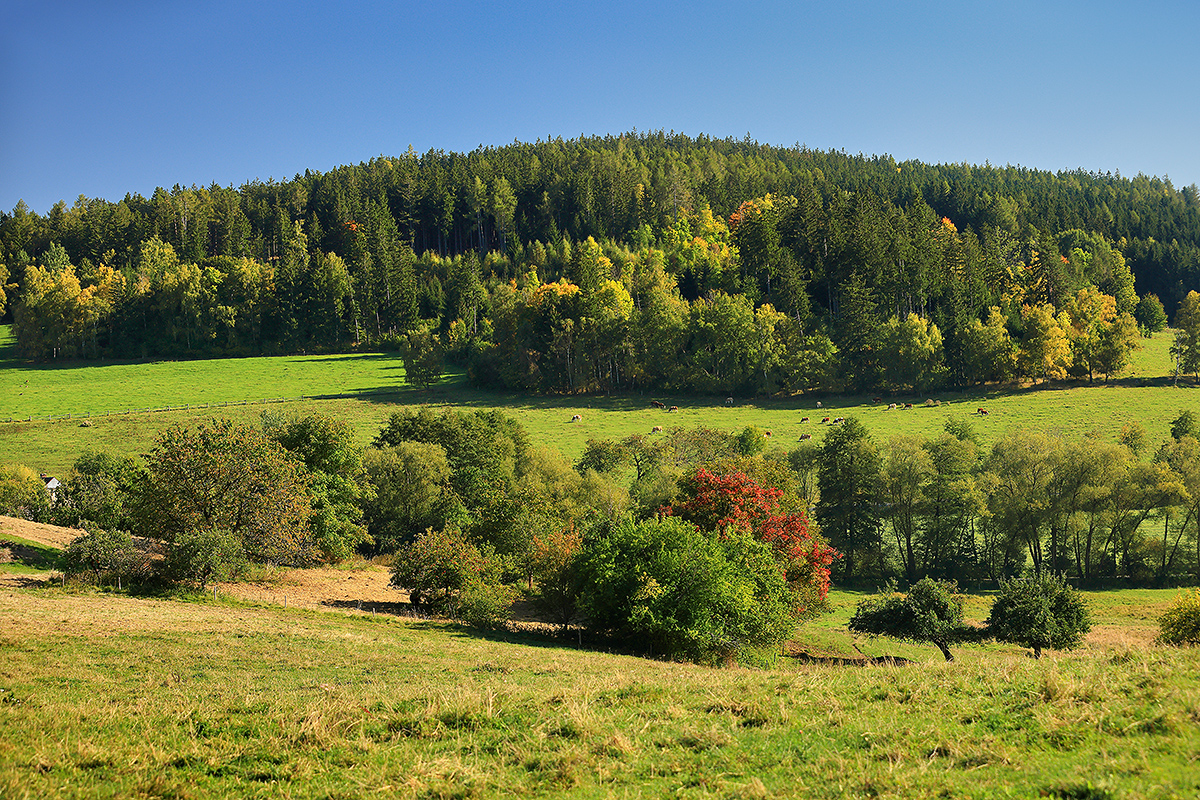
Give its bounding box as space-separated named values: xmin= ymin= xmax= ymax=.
xmin=4 ymin=320 xmax=1200 ymax=798
xmin=1 ymin=583 xmax=1199 ymax=800
xmin=2 ymin=324 xmax=1198 ymax=476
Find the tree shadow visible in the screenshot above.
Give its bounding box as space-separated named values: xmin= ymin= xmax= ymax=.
xmin=0 ymin=539 xmax=62 ymax=570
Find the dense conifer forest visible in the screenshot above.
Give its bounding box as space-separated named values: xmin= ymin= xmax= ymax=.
xmin=3 ymin=131 xmax=1199 ymax=394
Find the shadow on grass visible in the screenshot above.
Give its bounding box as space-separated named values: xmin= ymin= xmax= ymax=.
xmin=0 ymin=539 xmax=63 ymax=570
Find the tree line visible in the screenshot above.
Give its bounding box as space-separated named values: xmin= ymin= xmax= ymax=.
xmin=7 ymin=407 xmax=1200 ymax=659
xmin=2 ymin=133 xmax=1198 ymax=393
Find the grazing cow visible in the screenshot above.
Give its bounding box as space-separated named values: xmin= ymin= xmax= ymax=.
xmin=651 ymin=425 xmax=662 ymax=433
xmin=888 ymin=403 xmax=897 ymax=410
xmin=725 ymin=396 xmax=734 ymax=406
xmin=668 ymin=405 xmax=679 ymax=412
xmin=832 ymin=417 xmax=845 ymax=424
xmin=977 ymin=407 xmax=989 ymax=415
xmin=801 ymin=417 xmax=810 ymax=423
xmin=904 ymin=403 xmax=913 ymax=410
xmin=571 ymin=414 xmax=582 ymax=422
xmin=799 ymin=433 xmax=812 ymax=441
xmin=651 ymin=400 xmax=665 ymax=408
xmin=821 ymin=417 xmax=831 ymax=424
xmin=764 ymin=430 xmax=772 ymax=437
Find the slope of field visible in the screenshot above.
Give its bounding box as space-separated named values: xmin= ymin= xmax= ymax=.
xmin=0 ymin=325 xmax=412 ymax=418
xmin=0 ymin=515 xmax=79 ymax=550
xmin=3 ymin=325 xmax=1197 ymax=476
xmin=1 ymin=583 xmax=1198 ymax=800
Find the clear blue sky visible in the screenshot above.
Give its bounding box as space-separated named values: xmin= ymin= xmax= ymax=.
xmin=3 ymin=0 xmax=1197 ymax=216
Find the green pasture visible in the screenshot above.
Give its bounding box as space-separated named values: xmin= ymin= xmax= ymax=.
xmin=2 ymin=324 xmax=1199 ymax=476
xmin=2 ymin=584 xmax=1199 ymax=799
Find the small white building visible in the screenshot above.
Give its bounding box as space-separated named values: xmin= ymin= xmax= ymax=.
xmin=40 ymin=474 xmax=61 ymax=500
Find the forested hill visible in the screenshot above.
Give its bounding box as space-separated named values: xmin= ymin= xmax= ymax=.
xmin=2 ymin=132 xmax=1199 ymax=394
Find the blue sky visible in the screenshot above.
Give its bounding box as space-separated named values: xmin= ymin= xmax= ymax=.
xmin=3 ymin=0 xmax=1198 ymax=215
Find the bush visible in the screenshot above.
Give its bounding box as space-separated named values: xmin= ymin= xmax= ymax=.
xmin=849 ymin=578 xmax=967 ymax=661
xmin=576 ymin=517 xmax=799 ymax=665
xmin=526 ymin=526 xmax=584 ymax=628
xmin=1158 ymin=589 xmax=1200 ymax=646
xmin=0 ymin=463 xmax=51 ymax=521
xmin=986 ymin=573 xmax=1091 ymax=658
xmin=62 ymin=527 xmax=145 ymax=586
xmin=391 ymin=527 xmax=515 ymax=627
xmin=52 ymin=450 xmax=142 ymax=531
xmin=734 ymin=426 xmax=768 ymax=456
xmin=165 ymin=528 xmax=248 ymax=588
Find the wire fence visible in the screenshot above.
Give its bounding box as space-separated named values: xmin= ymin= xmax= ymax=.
xmin=2 ymin=389 xmax=408 ymax=424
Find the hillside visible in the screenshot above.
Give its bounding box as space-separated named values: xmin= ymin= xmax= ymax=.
xmin=3 ymin=133 xmax=1197 ymax=404
xmin=2 ymin=566 xmax=1199 ymax=798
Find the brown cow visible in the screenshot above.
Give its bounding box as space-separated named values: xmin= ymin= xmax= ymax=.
xmin=651 ymin=400 xmax=665 ymax=408
xmin=977 ymin=407 xmax=989 ymax=415
xmin=651 ymin=425 xmax=663 ymax=433
xmin=821 ymin=417 xmax=831 ymax=423
xmin=801 ymin=416 xmax=810 ymax=423
xmin=668 ymin=405 xmax=679 ymax=412
xmin=571 ymin=414 xmax=582 ymax=422
xmin=799 ymin=433 xmax=812 ymax=441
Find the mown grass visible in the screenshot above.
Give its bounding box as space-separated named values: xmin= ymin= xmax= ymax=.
xmin=3 ymin=325 xmax=1199 ymax=476
xmin=1 ymin=587 xmax=1198 ymax=799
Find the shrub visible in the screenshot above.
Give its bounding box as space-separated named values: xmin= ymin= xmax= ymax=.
xmin=576 ymin=517 xmax=799 ymax=665
xmin=668 ymin=467 xmax=837 ymax=617
xmin=52 ymin=450 xmax=142 ymax=531
xmin=391 ymin=527 xmax=515 ymax=627
xmin=0 ymin=463 xmax=51 ymax=521
xmin=1158 ymin=589 xmax=1200 ymax=646
xmin=165 ymin=528 xmax=248 ymax=589
xmin=62 ymin=527 xmax=145 ymax=586
xmin=849 ymin=578 xmax=967 ymax=661
xmin=986 ymin=573 xmax=1091 ymax=658
xmin=734 ymin=426 xmax=768 ymax=457
xmin=527 ymin=526 xmax=584 ymax=628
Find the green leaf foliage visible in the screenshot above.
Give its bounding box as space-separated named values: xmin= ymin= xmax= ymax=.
xmin=1157 ymin=589 xmax=1200 ymax=646
xmin=165 ymin=527 xmax=247 ymax=589
xmin=849 ymin=578 xmax=967 ymax=661
xmin=390 ymin=526 xmax=515 ymax=627
xmin=62 ymin=527 xmax=145 ymax=585
xmin=134 ymin=419 xmax=317 ymax=566
xmin=0 ymin=463 xmax=51 ymax=522
xmin=52 ymin=450 xmax=143 ymax=531
xmin=985 ymin=573 xmax=1092 ymax=658
xmin=576 ymin=517 xmax=799 ymax=665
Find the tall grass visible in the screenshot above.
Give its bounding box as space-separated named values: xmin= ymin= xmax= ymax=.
xmin=1 ymin=588 xmax=1198 ymax=799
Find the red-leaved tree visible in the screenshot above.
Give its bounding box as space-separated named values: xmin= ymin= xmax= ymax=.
xmin=668 ymin=468 xmax=839 ymax=617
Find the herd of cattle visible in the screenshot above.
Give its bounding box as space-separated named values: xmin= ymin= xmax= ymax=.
xmin=568 ymin=399 xmax=993 ymax=440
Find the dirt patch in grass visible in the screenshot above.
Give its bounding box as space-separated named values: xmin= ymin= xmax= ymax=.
xmin=216 ymin=563 xmax=415 ymax=615
xmin=0 ymin=515 xmax=81 ymax=549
